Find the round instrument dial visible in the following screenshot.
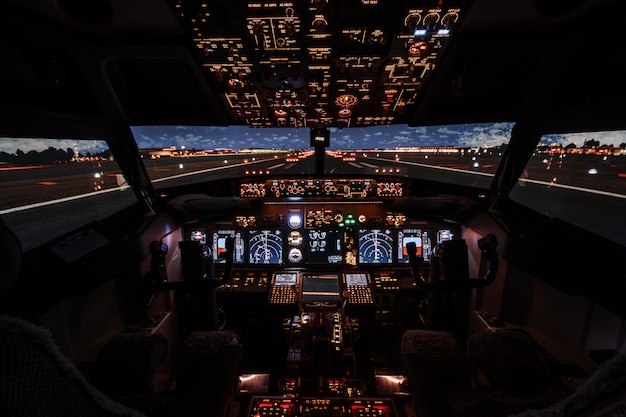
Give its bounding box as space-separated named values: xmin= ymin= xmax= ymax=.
xmin=227 ymin=78 xmax=245 ymax=90
xmin=288 ymin=213 xmax=302 ymax=228
xmin=288 ymin=248 xmax=303 ymax=263
xmin=335 ymin=94 xmax=359 ymax=109
xmin=288 ymin=230 xmax=303 ymax=246
xmin=423 ymin=12 xmax=440 ymax=29
xmin=408 ymin=41 xmax=428 ymax=57
xmin=442 ymin=12 xmax=459 ymax=28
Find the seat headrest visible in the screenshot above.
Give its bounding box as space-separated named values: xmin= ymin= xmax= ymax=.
xmin=0 ymin=217 xmax=22 ymax=302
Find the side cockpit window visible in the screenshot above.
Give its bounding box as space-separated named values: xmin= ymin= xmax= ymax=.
xmin=0 ymin=138 xmax=137 ymax=252
xmin=509 ymin=130 xmax=626 ymax=247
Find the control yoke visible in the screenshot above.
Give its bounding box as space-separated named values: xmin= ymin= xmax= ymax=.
xmin=160 ymin=236 xmax=235 ymax=291
xmin=140 ymin=240 xmax=169 ymax=308
xmin=141 ymin=237 xmax=235 ymax=307
xmin=407 ymin=234 xmax=499 ymax=291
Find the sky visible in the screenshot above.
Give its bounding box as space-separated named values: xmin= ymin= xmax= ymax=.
xmin=1 ymin=123 xmax=626 ymax=154
xmin=130 ymin=123 xmax=514 ymax=151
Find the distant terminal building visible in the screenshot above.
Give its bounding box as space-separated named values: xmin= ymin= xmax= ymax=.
xmin=239 ymin=148 xmax=288 ymax=154
xmin=139 ymin=147 xmax=288 ymax=159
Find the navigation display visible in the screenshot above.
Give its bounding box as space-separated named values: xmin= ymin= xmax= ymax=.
xmin=249 ymin=229 xmax=283 ymax=264
xmin=306 ymin=229 xmax=342 ymax=264
xmin=358 ymin=229 xmax=394 ymax=264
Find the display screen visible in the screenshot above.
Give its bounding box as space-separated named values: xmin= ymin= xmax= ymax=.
xmin=212 ymin=230 xmax=244 ymax=263
xmin=398 ymin=229 xmax=431 ymax=263
xmin=358 ymin=228 xmax=394 ymax=264
xmin=345 ymin=273 xmax=368 ymax=286
xmin=306 ymin=229 xmax=342 ymax=264
xmin=274 ymin=273 xmax=297 ymax=286
xmin=249 ymin=229 xmax=283 ymax=264
xmin=301 ymin=274 xmax=341 ymax=301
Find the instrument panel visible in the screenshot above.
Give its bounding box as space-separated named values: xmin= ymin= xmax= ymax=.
xmin=171 ymin=0 xmax=464 ymax=128
xmin=239 ymin=178 xmax=405 ymax=199
xmin=186 ymin=200 xmax=458 ymax=269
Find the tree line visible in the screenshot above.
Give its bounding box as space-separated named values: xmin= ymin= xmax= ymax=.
xmin=0 ymin=147 xmax=111 ymax=166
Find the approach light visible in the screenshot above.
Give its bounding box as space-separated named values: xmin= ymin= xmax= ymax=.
xmin=588 ymin=168 xmax=598 ymax=175
xmin=178 ymin=164 xmax=184 ymax=169
xmin=473 ymin=162 xmax=480 ymax=168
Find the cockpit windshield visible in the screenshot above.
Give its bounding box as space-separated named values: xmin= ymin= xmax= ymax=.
xmin=2 ymin=123 xmax=626 ymax=250
xmin=131 ymin=122 xmax=514 ymax=191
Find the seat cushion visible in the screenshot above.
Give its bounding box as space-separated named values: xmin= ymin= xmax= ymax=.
xmin=468 ymin=330 xmax=560 ymax=396
xmin=92 ymin=331 xmax=168 ymax=398
xmin=402 ymin=329 xmax=472 ymax=390
xmin=0 ymin=315 xmax=146 ymax=417
xmin=174 ymin=330 xmax=243 ymax=417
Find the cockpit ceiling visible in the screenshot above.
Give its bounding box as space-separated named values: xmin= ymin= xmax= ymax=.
xmin=166 ymin=0 xmax=465 ymax=129
xmin=1 ymin=0 xmax=626 ymax=133
xmin=169 ymin=0 xmax=626 ymax=132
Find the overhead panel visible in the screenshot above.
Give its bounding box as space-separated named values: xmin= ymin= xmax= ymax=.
xmin=170 ymin=0 xmax=466 ymax=128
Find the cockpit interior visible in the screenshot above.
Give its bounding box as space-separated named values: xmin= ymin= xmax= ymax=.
xmin=1 ymin=1 xmax=626 ymax=417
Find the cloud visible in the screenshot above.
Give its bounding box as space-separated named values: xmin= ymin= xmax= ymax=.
xmin=541 ymin=131 xmax=626 ymax=147
xmin=7 ymin=122 xmax=624 ymax=156
xmin=0 ymin=138 xmax=108 ymax=154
